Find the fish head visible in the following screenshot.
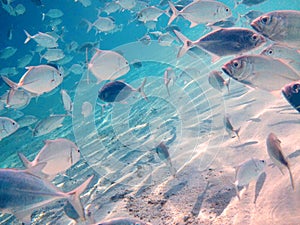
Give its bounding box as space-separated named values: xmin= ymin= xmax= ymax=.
xmin=249 ymin=32 xmax=266 ymax=47
xmin=256 ymin=159 xmax=267 ymax=171
xmin=216 ymin=5 xmax=232 ymax=20
xmin=70 ymin=147 xmax=81 ymax=165
xmin=3 ymin=118 xmax=19 ymax=134
xmin=282 ymin=81 xmax=300 ymax=113
xmin=222 ymin=57 xmax=249 ymax=81
xmin=251 ymin=13 xmax=280 ymax=40
xmin=261 ymin=45 xmax=275 ymax=57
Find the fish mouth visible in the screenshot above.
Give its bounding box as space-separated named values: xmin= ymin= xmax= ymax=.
xmin=221 ymin=65 xmax=231 ymax=77
xmin=250 ymin=20 xmax=261 ymax=33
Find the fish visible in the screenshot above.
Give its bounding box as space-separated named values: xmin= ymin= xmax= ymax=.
xmin=168 ymin=1 xmax=232 ymax=28
xmin=0 ymin=167 xmax=93 ymax=224
xmin=102 ymin=1 xmax=121 ymax=15
xmin=138 ymin=34 xmax=151 ymax=45
xmin=164 ymin=67 xmax=175 ymax=96
xmin=260 ymin=43 xmax=300 ymax=71
xmin=251 ymin=10 xmax=300 ymax=48
xmin=207 ymin=17 xmax=237 ymax=30
xmin=117 ymin=0 xmax=136 ymax=11
xmin=16 ymin=115 xmax=38 ymax=129
xmin=0 ymin=46 xmax=17 ymax=59
xmin=235 ymin=0 xmax=267 ymax=8
xmin=137 ymin=6 xmax=166 ymax=23
xmin=234 ymin=158 xmax=266 ymax=200
xmin=61 ymin=89 xmax=73 ymax=114
xmin=33 ymin=114 xmax=67 ymax=137
xmin=98 ymin=78 xmax=147 ymax=102
xmin=40 ymin=48 xmax=65 ymax=62
xmin=266 ymin=133 xmax=294 ymax=190
xmin=24 ymin=30 xmax=58 ymax=48
xmin=42 ymin=8 xmax=64 ymax=21
xmin=281 ymin=81 xmax=300 ymax=113
xmin=155 ymin=142 xmax=177 ymax=177
xmin=158 ymin=32 xmax=176 ymax=46
xmin=84 ymin=17 xmax=116 ymax=33
xmin=77 ymin=0 xmax=91 ymax=7
xmin=18 ymin=138 xmax=80 ymax=180
xmin=173 ymin=27 xmax=265 ymax=60
xmin=0 ymin=67 xmax=18 ymax=76
xmin=0 ymin=89 xmax=32 ymax=109
xmin=69 ymin=63 xmax=84 ymax=75
xmin=81 ymin=101 xmax=93 ymax=118
xmin=239 ymin=10 xmax=264 ymax=24
xmin=2 ymin=65 xmax=63 ymax=103
xmin=208 ymin=70 xmax=230 ymax=93
xmin=222 ymin=54 xmax=300 ymax=91
xmin=0 ymin=117 xmax=19 ymax=141
xmin=14 ymin=3 xmax=26 ymax=15
xmin=17 ymin=53 xmax=34 ymax=68
xmin=88 ymin=49 xmax=130 ymax=82
xmin=223 ymin=115 xmax=240 ymax=139
xmin=93 ymin=217 xmax=152 ymax=225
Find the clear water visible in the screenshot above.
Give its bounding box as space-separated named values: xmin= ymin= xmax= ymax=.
xmin=0 ymin=0 xmax=300 ymax=224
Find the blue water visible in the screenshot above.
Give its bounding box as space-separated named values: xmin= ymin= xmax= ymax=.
xmin=0 ymin=0 xmax=300 ymax=224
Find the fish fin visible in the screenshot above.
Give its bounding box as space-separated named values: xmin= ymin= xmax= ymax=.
xmin=26 ymin=162 xmax=47 ymax=179
xmin=17 ymin=152 xmax=32 ymax=168
xmin=83 ymin=19 xmax=93 ymax=33
xmin=211 ymin=55 xmax=221 ymax=63
xmin=137 ymin=78 xmax=148 ymax=101
xmin=287 ymin=165 xmax=295 ymax=190
xmin=1 ymin=76 xmax=18 ymax=105
xmin=167 ymin=1 xmax=179 ymax=26
xmin=189 ymin=21 xmax=198 ymax=28
xmin=234 ymin=127 xmax=241 ymax=141
xmin=173 ymin=30 xmax=193 ymax=58
xmin=67 ymin=175 xmax=94 ymax=221
xmin=23 ymin=30 xmax=32 ymax=44
xmin=14 ymin=210 xmax=32 ymax=225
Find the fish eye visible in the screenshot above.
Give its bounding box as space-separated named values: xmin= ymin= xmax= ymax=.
xmin=261 ymin=16 xmax=269 ymax=24
xmin=292 ymin=83 xmax=300 ymax=93
xmin=232 ymin=60 xmax=240 ymax=68
xmin=251 ymin=34 xmax=258 ymax=41
xmin=12 ymin=122 xmax=15 ymax=125
xmin=261 ymin=160 xmax=265 ymax=163
xmin=268 ymin=49 xmax=273 ymax=55
xmin=125 ymin=61 xmax=129 ymax=65
xmin=225 ymin=8 xmax=229 ymax=12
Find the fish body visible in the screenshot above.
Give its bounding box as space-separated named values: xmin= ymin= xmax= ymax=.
xmin=0 ymin=46 xmax=17 ymax=59
xmin=282 ymin=81 xmax=300 ymax=113
xmin=103 ymin=2 xmax=121 ymax=15
xmin=42 ymin=8 xmax=63 ymax=20
xmin=94 ymin=217 xmax=152 ymax=225
xmin=0 ymin=117 xmax=19 ymax=141
xmin=17 ymin=53 xmax=34 ymax=68
xmin=18 ymin=138 xmax=80 ymax=180
xmin=24 ymin=30 xmax=58 ymax=48
xmin=138 ymin=6 xmax=165 ymax=23
xmin=234 ymin=158 xmax=266 ymax=199
xmin=33 ymin=114 xmax=66 ymax=137
xmin=168 ymin=1 xmax=232 ymax=28
xmin=222 ymin=54 xmax=300 ymax=91
xmin=223 ymin=116 xmax=240 ymax=139
xmin=266 ymin=133 xmax=294 ymax=189
xmin=85 ymin=17 xmax=116 ymax=33
xmin=16 ymin=115 xmax=38 ymax=128
xmin=158 ymin=32 xmax=176 ymax=46
xmin=88 ymin=49 xmax=130 ymax=82
xmin=0 ymin=168 xmax=93 ymax=224
xmin=235 ymin=0 xmax=267 ymax=7
xmin=98 ymin=78 xmax=147 ymax=102
xmin=61 ymin=89 xmax=72 ymax=114
xmin=117 ymin=0 xmax=136 ymax=10
xmin=155 ymin=142 xmax=177 ymax=177
xmin=174 ymin=27 xmax=265 ymax=59
xmin=0 ymin=89 xmax=31 ymax=109
xmin=208 ymin=70 xmax=230 ymax=93
xmin=40 ymin=48 xmax=65 ymax=62
xmin=251 ymin=10 xmax=300 ymax=48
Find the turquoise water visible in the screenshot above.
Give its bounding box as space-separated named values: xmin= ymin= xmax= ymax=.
xmin=1 ymin=0 xmax=300 ymax=224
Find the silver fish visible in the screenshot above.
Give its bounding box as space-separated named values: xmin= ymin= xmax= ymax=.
xmin=0 ymin=117 xmax=19 ymax=141
xmin=24 ymin=30 xmax=58 ymax=48
xmin=224 ymin=115 xmax=240 ymax=139
xmin=168 ymin=1 xmax=232 ymax=28
xmin=251 ymin=10 xmax=300 ymax=48
xmin=155 ymin=142 xmax=177 ymax=177
xmin=18 ymin=138 xmax=80 ymax=180
xmin=16 ymin=115 xmax=38 ymax=129
xmin=40 ymin=48 xmax=65 ymax=62
xmin=234 ymin=158 xmax=266 ymax=200
xmin=84 ymin=17 xmax=116 ymax=33
xmin=281 ymin=81 xmax=300 ymax=113
xmin=174 ymin=28 xmax=265 ymax=60
xmin=0 ymin=89 xmax=32 ymax=109
xmin=0 ymin=46 xmax=17 ymax=59
xmin=61 ymin=89 xmax=73 ymax=114
xmin=208 ymin=70 xmax=230 ymax=93
xmin=137 ymin=6 xmax=166 ymax=23
xmin=235 ymin=0 xmax=267 ymax=8
xmin=0 ymin=167 xmax=93 ymax=224
xmin=222 ymin=54 xmax=300 ymax=91
xmin=266 ymin=133 xmax=294 ymax=190
xmin=33 ymin=114 xmax=66 ymax=137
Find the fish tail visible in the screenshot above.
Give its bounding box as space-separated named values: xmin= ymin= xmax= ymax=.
xmin=24 ymin=30 xmax=32 ymax=44
xmin=168 ymin=1 xmax=179 ymax=26
xmin=225 ymin=78 xmax=231 ymax=94
xmin=173 ymin=30 xmax=193 ymax=58
xmin=287 ymin=165 xmax=295 ymax=190
xmin=234 ymin=127 xmax=241 ymax=141
xmin=67 ymin=175 xmax=94 ymax=221
xmin=83 ymin=19 xmax=93 ymax=33
xmin=17 ymin=152 xmax=32 ymax=168
xmin=137 ymin=78 xmax=148 ymax=101
xmin=1 ymin=76 xmax=18 ymax=105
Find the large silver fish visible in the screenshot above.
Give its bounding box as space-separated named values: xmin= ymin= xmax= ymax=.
xmin=251 ymin=10 xmax=300 ymax=48
xmin=174 ymin=28 xmax=265 ymax=60
xmin=0 ymin=166 xmax=93 ymax=225
xmin=24 ymin=30 xmax=58 ymax=48
xmin=168 ymin=1 xmax=232 ymax=28
xmin=222 ymin=54 xmax=300 ymax=91
xmin=266 ymin=133 xmax=295 ymax=190
xmin=282 ymin=80 xmax=300 ymax=113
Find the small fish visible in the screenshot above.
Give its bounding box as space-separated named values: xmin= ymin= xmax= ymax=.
xmin=222 ymin=54 xmax=300 ymax=91
xmin=168 ymin=1 xmax=232 ymax=28
xmin=40 ymin=48 xmax=65 ymax=62
xmin=16 ymin=115 xmax=38 ymax=129
xmin=208 ymin=70 xmax=230 ymax=93
xmin=137 ymin=6 xmax=166 ymax=23
xmin=61 ymin=89 xmax=72 ymax=114
xmin=88 ymin=49 xmax=130 ymax=82
xmin=102 ymin=1 xmax=121 ymax=15
xmin=17 ymin=53 xmax=34 ymax=68
xmin=117 ymin=0 xmax=136 ymax=10
xmin=24 ymin=30 xmax=58 ymax=48
xmin=42 ymin=8 xmax=63 ymax=21
xmin=81 ymin=101 xmax=93 ymax=118
xmin=266 ymin=133 xmax=295 ymax=190
xmin=260 ymin=43 xmax=300 ymax=71
xmin=0 ymin=89 xmax=32 ymax=109
xmin=98 ymin=78 xmax=147 ymax=102
xmin=0 ymin=167 xmax=93 ymax=224
xmin=281 ymin=81 xmax=300 ymax=113
xmin=84 ymin=17 xmax=116 ymax=33
xmin=0 ymin=46 xmax=17 ymax=59
xmin=138 ymin=34 xmax=151 ymax=45
xmin=234 ymin=158 xmax=266 ymax=200
xmin=251 ymin=10 xmax=300 ymax=48
xmin=224 ymin=115 xmax=240 ymax=139
xmin=33 ymin=114 xmax=66 ymax=137
xmin=174 ymin=27 xmax=265 ymax=60
xmin=158 ymin=32 xmax=176 ymax=46
xmin=18 ymin=138 xmax=80 ymax=180
xmin=14 ymin=3 xmax=26 ymax=15
xmin=155 ymin=142 xmax=177 ymax=177
xmin=0 ymin=117 xmax=19 ymax=141
xmin=7 ymin=25 xmax=13 ymax=40
xmin=69 ymin=63 xmax=84 ymax=75
xmin=2 ymin=65 xmax=63 ymax=103
xmin=164 ymin=67 xmax=175 ymax=96
xmin=235 ymin=0 xmax=267 ymax=8
xmin=94 ymin=217 xmax=152 ymax=225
